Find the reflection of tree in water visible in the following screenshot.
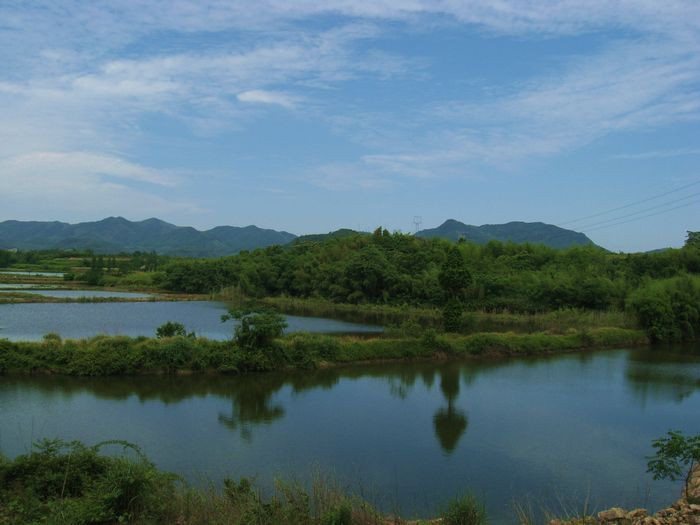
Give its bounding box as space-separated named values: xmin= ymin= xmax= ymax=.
xmin=217 ymin=370 xmax=342 ymax=441
xmin=218 ymin=376 xmax=286 ymax=441
xmin=625 ymin=347 xmax=700 ymax=406
xmin=433 ymin=367 xmax=468 ymax=454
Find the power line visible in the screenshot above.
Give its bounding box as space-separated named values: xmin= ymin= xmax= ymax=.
xmin=581 ymin=198 xmax=700 ymax=233
xmin=559 ymin=179 xmax=700 ymax=226
xmin=573 ymin=191 xmax=700 ymax=231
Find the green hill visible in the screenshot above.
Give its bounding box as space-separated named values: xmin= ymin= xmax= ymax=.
xmin=0 ymin=217 xmax=296 ymax=257
xmin=0 ymin=217 xmax=595 ymax=256
xmin=416 ymin=219 xmax=594 ymax=248
xmin=292 ymin=229 xmax=368 ymax=245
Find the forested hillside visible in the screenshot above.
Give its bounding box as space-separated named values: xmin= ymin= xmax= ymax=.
xmin=160 ymin=228 xmax=699 ymax=311
xmin=0 ymin=217 xmax=296 ymax=256
xmin=416 ymin=219 xmax=594 ymax=248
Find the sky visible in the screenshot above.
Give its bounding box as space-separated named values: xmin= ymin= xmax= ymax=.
xmin=1 ymin=1 xmax=699 ymax=252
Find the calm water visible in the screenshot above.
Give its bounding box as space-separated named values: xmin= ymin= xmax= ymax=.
xmin=0 ymin=271 xmax=64 ymax=277
xmin=0 ymin=289 xmax=152 ymax=299
xmin=1 ymin=346 xmax=699 ymax=523
xmin=0 ymin=301 xmax=382 ymax=340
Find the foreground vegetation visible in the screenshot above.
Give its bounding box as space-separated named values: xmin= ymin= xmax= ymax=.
xmin=0 ymin=439 xmax=398 ymax=525
xmin=0 ymin=326 xmax=645 ymax=376
xmin=3 ymin=431 xmax=698 ymax=525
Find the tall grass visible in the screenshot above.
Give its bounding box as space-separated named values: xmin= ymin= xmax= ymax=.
xmin=254 ymin=296 xmax=636 ymax=334
xmin=0 ymin=327 xmax=647 ymax=376
xmin=0 ymin=439 xmax=410 ymax=524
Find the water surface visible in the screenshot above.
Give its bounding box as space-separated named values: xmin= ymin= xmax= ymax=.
xmin=0 ymin=289 xmax=152 ymax=299
xmin=0 ymin=301 xmax=382 ymax=340
xmin=1 ymin=345 xmax=699 ymax=523
xmin=0 ymin=271 xmax=64 ymax=277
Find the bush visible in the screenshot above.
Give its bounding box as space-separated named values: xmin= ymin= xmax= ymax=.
xmin=443 ymin=299 xmax=463 ymax=332
xmin=0 ymin=439 xmax=176 ymax=524
xmin=647 ymin=430 xmax=700 ymax=500
xmin=322 ymin=502 xmax=352 ymax=525
xmin=628 ymin=275 xmax=700 ymax=342
xmin=155 ymin=321 xmax=194 ymax=339
xmin=442 ymin=492 xmax=488 ymax=525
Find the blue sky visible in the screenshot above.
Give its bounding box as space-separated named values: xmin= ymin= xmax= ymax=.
xmin=0 ymin=1 xmax=698 ymax=252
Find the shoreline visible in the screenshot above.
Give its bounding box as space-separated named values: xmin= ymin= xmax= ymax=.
xmin=0 ymin=327 xmax=649 ymax=376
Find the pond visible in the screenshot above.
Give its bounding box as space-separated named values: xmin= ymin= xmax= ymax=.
xmin=0 ymin=270 xmax=65 ymax=277
xmin=0 ymin=289 xmax=153 ymax=299
xmin=0 ymin=301 xmax=382 ymax=340
xmin=1 ymin=345 xmax=699 ymax=523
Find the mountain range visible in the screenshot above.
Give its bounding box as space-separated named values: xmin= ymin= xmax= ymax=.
xmin=415 ymin=219 xmax=593 ymax=249
xmin=0 ymin=217 xmax=594 ymax=256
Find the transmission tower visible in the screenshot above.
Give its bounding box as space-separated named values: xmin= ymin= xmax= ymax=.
xmin=412 ymin=216 xmax=422 ymax=234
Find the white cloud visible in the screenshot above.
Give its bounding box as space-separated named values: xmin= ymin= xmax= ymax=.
xmin=237 ymin=90 xmax=298 ymax=109
xmin=0 ymin=0 xmax=699 ymax=202
xmin=2 ymin=152 xmax=178 ymax=187
xmin=0 ymin=152 xmax=195 ymax=221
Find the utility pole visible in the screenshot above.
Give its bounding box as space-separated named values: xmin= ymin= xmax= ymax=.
xmin=413 ymin=216 xmax=422 ymax=234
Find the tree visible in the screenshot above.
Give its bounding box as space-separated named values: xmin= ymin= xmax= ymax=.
xmin=686 ymin=231 xmax=700 ymax=249
xmin=647 ymin=430 xmax=700 ymax=498
xmin=439 ymin=247 xmax=472 ymax=299
xmin=221 ymin=308 xmax=287 ymax=350
xmin=439 ymin=247 xmax=472 ymax=332
xmin=155 ymin=321 xmax=194 ymax=338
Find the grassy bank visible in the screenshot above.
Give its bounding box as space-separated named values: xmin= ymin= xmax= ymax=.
xmin=256 ymin=296 xmax=636 ymax=334
xmin=0 ymin=291 xmax=206 ymax=304
xmin=0 ymin=439 xmax=486 ymax=525
xmin=0 ymin=327 xmax=647 ymax=376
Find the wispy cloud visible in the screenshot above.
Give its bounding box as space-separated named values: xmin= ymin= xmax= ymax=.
xmin=237 ymin=90 xmax=298 ymax=109
xmin=0 ymin=151 xmax=195 ymax=221
xmin=347 ymin=36 xmax=700 ymax=176
xmin=1 ymin=0 xmax=699 ymax=220
xmin=612 ymin=147 xmax=700 ymax=160
xmin=305 ymin=163 xmax=394 ymax=191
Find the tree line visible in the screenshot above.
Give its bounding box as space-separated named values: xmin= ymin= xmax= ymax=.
xmin=156 ymin=229 xmax=700 ymax=341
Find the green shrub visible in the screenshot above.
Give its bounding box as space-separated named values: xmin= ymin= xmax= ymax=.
xmin=322 ymin=501 xmax=352 ymax=525
xmin=628 ymin=275 xmax=700 ymax=342
xmin=0 ymin=439 xmax=176 ymax=524
xmin=443 ymin=299 xmax=464 ymax=332
xmin=156 ymin=321 xmax=194 ymax=338
xmin=442 ymin=492 xmax=488 ymax=525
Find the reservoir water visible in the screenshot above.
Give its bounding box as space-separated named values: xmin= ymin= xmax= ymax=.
xmin=0 ymin=301 xmax=382 ymax=340
xmin=1 ymin=345 xmax=699 ymax=523
xmin=0 ymin=289 xmax=153 ymax=299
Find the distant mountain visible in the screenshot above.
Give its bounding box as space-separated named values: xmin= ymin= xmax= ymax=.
xmin=0 ymin=217 xmax=296 ymax=257
xmin=416 ymin=220 xmax=594 ymax=249
xmin=292 ymin=228 xmax=368 ymax=245
xmin=0 ymin=217 xmax=596 ymax=256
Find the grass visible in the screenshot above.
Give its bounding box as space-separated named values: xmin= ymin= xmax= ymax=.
xmin=0 ymin=327 xmax=648 ymax=376
xmin=441 ymin=492 xmax=488 ymax=525
xmin=0 ymin=439 xmax=411 ymax=524
xmin=0 ymin=291 xmax=204 ymax=304
xmin=255 ymin=296 xmax=636 ymax=335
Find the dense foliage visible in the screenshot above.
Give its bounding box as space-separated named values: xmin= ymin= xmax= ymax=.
xmin=0 ymin=439 xmax=380 ymax=524
xmin=628 ymin=275 xmax=700 ymax=342
xmin=0 ymin=439 xmax=176 ymax=524
xmin=647 ymin=430 xmax=700 ymax=499
xmin=0 ymin=327 xmax=644 ymax=376
xmin=159 ymin=230 xmax=700 ymax=315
